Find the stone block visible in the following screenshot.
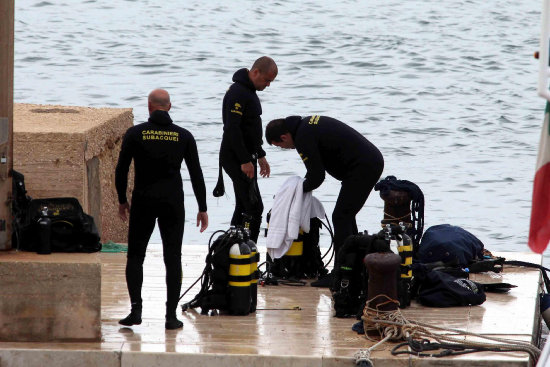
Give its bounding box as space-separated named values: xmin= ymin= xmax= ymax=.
xmin=0 ymin=251 xmax=101 ymax=342
xmin=14 ymin=103 xmax=134 ymax=243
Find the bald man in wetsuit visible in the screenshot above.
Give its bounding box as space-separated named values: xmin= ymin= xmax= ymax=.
xmin=115 ymin=89 xmax=208 ymax=329
xmin=265 ymin=115 xmax=384 ymax=287
xmin=213 ymin=56 xmax=278 ymax=243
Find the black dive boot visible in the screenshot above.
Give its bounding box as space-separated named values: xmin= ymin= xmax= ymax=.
xmin=165 ymin=312 xmax=183 ymax=330
xmin=119 ymin=303 xmax=142 ymax=326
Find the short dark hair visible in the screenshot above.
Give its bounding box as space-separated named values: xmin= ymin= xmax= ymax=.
xmin=251 ymin=56 xmax=277 ymax=74
xmin=265 ymin=119 xmax=288 ymax=145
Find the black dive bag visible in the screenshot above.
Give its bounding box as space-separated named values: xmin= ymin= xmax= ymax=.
xmin=413 ymin=264 xmax=486 ymax=307
xmin=414 ymin=224 xmax=505 ymax=274
xmin=18 ymin=197 xmax=101 ymax=253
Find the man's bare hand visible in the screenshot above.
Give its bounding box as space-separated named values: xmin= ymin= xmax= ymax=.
xmin=197 ymin=212 xmax=208 ymax=232
xmin=241 ymin=162 xmax=254 ymax=179
xmin=258 ymin=156 xmax=270 ymax=178
xmin=118 ymin=202 xmax=130 ymax=221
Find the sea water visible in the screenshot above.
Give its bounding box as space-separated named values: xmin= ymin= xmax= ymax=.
xmin=13 ymin=0 xmax=547 ymax=262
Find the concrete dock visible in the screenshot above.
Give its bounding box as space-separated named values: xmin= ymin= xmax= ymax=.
xmin=0 ymin=246 xmax=543 ymax=367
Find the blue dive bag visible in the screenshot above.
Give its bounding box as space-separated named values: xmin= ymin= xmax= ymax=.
xmin=417 ymin=224 xmax=484 ymax=267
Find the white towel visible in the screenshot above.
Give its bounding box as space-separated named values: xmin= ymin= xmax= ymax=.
xmin=266 ymin=176 xmax=325 ymax=259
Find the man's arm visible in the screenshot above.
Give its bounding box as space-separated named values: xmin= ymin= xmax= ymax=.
xmin=118 ymin=202 xmax=130 ymax=221
xmin=115 ymin=130 xmax=134 ymax=218
xmin=183 ymin=134 xmax=208 ymax=213
xmin=258 ymin=156 xmax=270 ymax=178
xmin=223 ymin=90 xmax=251 ymax=165
xmin=184 ymin=135 xmax=209 ymax=232
xmin=297 ymin=138 xmax=325 ymax=192
xmin=196 ymin=211 xmax=208 ymax=232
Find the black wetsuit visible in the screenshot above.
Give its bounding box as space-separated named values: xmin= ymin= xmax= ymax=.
xmin=115 ymin=110 xmax=207 ymax=315
xmin=220 ymin=68 xmax=266 ymax=242
xmin=284 ymin=115 xmax=384 ymax=255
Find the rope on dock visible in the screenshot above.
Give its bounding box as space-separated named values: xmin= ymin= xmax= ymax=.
xmin=354 ymin=294 xmax=541 ymax=365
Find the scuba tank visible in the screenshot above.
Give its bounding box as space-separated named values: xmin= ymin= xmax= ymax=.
xmin=228 ymin=230 xmax=252 ymax=315
xmin=375 ymin=175 xmax=425 ymax=254
xmin=383 ymin=223 xmax=413 ymax=308
xmin=37 ymin=206 xmax=52 ymax=255
xmin=243 ymin=222 xmax=259 ymax=313
xmin=284 ymin=230 xmax=304 ymax=278
xmin=397 ymin=224 xmax=413 ymax=308
xmin=264 ymin=209 xmax=307 ymax=279
xmin=248 ymin=239 xmax=258 ymax=312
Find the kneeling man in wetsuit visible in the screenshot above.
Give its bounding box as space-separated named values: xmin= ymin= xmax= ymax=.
xmin=265 ymin=115 xmax=384 ymax=287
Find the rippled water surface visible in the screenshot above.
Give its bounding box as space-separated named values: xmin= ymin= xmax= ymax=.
xmin=14 ymin=0 xmax=547 ymax=259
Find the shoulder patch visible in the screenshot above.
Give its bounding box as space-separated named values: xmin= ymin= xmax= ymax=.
xmin=231 ymin=102 xmax=243 ymax=116
xmin=308 ymin=115 xmax=320 ymax=125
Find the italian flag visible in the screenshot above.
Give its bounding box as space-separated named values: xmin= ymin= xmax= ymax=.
xmin=529 ymin=101 xmax=550 ymax=253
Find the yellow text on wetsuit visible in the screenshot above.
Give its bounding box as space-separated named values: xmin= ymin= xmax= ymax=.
xmin=142 ymin=130 xmax=179 ymax=142
xmin=308 ymin=115 xmax=320 ymax=125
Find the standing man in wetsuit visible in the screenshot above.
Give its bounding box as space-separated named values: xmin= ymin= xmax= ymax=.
xmin=115 ymin=89 xmax=208 ymax=329
xmin=213 ymin=56 xmax=278 ymax=242
xmin=265 ymin=115 xmax=384 ymax=287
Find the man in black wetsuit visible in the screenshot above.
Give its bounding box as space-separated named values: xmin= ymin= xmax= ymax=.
xmin=265 ymin=115 xmax=384 ymax=287
xmin=213 ymin=56 xmax=278 ymax=242
xmin=115 ymin=89 xmax=208 ymax=329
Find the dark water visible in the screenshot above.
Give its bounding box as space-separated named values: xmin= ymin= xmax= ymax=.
xmin=14 ymin=0 xmax=546 ymax=260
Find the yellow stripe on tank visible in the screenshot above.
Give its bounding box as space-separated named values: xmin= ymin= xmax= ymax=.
xmin=286 ymin=241 xmax=303 ymax=256
xmin=229 ymin=281 xmax=251 ymax=287
xmin=229 ymin=264 xmax=251 ymax=276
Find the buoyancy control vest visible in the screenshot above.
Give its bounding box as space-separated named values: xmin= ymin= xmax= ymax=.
xmin=375 ymin=175 xmax=425 ymax=252
xmin=264 ymin=210 xmax=328 ymax=280
xmin=182 ymin=226 xmax=257 ymax=315
xmin=331 ymin=230 xmax=392 ymax=318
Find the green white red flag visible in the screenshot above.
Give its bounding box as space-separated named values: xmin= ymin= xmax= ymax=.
xmin=529 ymin=101 xmax=550 ymax=253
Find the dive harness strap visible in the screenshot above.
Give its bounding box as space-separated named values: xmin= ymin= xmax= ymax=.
xmin=504 ymin=260 xmax=550 ymax=294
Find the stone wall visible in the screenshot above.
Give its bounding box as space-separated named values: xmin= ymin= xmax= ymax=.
xmin=13 ymin=103 xmax=134 ymax=243
xmin=0 ymin=252 xmax=101 ymax=342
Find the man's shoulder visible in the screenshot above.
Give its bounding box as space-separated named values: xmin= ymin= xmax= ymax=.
xmin=127 ymin=121 xmax=192 ymax=136
xmin=123 ymin=123 xmax=142 ymax=136
xmin=295 ymin=118 xmax=318 ymax=142
xmin=226 ymin=81 xmax=254 ymax=99
xmin=169 ymin=123 xmax=195 ymax=140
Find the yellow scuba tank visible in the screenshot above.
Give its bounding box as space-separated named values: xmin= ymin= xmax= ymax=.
xmin=247 ymin=238 xmax=259 ymax=313
xmin=243 ymin=221 xmax=259 ymax=312
xmin=396 ymin=223 xmax=413 ymax=279
xmin=284 ymin=229 xmax=304 ymax=277
xmin=395 ymin=222 xmax=413 ymax=307
xmin=286 ymin=230 xmax=304 ymax=256
xmin=228 ymin=231 xmax=252 ymax=315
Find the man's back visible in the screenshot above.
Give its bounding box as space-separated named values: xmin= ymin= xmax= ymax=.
xmin=115 ymin=110 xmax=205 ymax=202
xmin=287 ymin=115 xmax=383 ymax=190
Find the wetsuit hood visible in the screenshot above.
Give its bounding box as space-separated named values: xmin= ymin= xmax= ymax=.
xmin=233 ymin=68 xmax=256 ymax=91
xmin=148 ymin=110 xmax=173 ymax=126
xmin=284 ymin=115 xmax=303 ymax=139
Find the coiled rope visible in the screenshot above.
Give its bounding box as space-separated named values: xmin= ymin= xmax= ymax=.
xmin=354 ymin=294 xmax=541 ymax=365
